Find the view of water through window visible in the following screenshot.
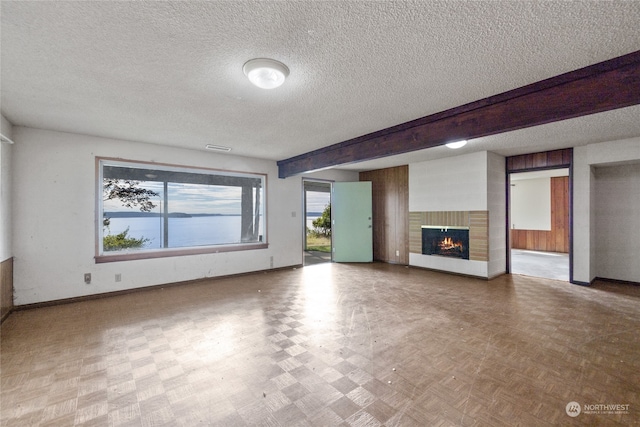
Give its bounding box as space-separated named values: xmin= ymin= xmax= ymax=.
xmin=105 ymin=215 xmax=244 ymax=249
xmin=100 ymin=160 xmax=266 ymax=256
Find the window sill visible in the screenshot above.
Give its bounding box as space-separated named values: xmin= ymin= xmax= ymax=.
xmin=95 ymin=242 xmax=268 ymax=263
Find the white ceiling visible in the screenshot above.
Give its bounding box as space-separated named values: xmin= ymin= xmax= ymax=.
xmin=1 ymin=1 xmax=639 ymax=173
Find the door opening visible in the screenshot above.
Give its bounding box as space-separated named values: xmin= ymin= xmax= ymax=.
xmin=509 ymin=168 xmax=570 ymax=281
xmin=303 ymin=180 xmax=332 ymax=266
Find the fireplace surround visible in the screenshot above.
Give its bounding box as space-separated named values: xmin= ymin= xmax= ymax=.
xmin=409 ymin=210 xmax=488 ymax=262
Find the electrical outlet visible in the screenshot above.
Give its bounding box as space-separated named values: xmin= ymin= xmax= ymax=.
xmin=396 ymin=250 xmax=400 ymax=257
xmin=270 ymin=256 xmax=274 ymax=268
xmin=115 ymin=273 xmax=122 ymax=282
xmin=84 ymin=273 xmax=91 ymax=284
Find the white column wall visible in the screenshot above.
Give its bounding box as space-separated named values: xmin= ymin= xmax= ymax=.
xmin=11 ymin=127 xmax=357 ymax=304
xmin=0 ymin=114 xmax=13 ymax=262
xmin=573 ymin=146 xmax=592 ymax=283
xmin=487 ymin=152 xmax=506 ymax=278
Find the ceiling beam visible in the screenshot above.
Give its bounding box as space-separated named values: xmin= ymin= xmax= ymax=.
xmin=277 ymin=50 xmax=640 ymax=178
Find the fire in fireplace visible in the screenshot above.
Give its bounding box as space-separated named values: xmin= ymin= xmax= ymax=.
xmin=422 ymin=226 xmax=470 ymax=260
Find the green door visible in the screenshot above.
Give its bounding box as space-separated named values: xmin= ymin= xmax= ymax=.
xmin=332 ymin=182 xmax=373 ymax=262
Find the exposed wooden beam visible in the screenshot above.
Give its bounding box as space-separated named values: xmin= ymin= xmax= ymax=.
xmin=278 ymin=50 xmax=640 ymax=178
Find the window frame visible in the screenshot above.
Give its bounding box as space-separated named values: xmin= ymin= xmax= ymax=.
xmin=95 ymin=157 xmax=268 ymax=263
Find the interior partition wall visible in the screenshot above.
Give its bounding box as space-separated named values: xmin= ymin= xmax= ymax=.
xmin=506 ymin=148 xmax=574 ymax=282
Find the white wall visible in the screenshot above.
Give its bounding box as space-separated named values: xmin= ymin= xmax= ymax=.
xmin=410 ymin=151 xmax=487 ymax=211
xmin=574 ymin=137 xmax=640 ymax=283
xmin=409 ymin=151 xmax=506 ymax=278
xmin=12 ymin=127 xmax=358 ymax=304
xmin=487 ymin=152 xmax=506 ymax=278
xmin=594 ymin=163 xmax=640 ymax=282
xmin=510 ymin=177 xmax=551 ymax=230
xmin=0 ymin=114 xmax=13 ymax=262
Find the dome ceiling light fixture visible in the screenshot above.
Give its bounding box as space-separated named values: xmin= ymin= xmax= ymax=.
xmin=445 ymin=140 xmax=468 ymax=149
xmin=243 ymin=58 xmax=289 ymax=89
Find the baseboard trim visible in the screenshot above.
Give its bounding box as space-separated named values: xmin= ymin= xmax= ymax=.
xmin=408 ymin=264 xmax=494 ymax=281
xmin=570 ymin=279 xmax=593 ymax=287
xmin=1 ymin=308 xmax=13 ymax=324
xmin=13 ymin=264 xmax=303 ymax=312
xmin=595 ymin=277 xmax=640 ymax=286
xmin=1 ymin=256 xmax=14 ymax=324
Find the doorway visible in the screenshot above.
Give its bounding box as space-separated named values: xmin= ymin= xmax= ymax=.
xmin=303 ymin=180 xmax=332 ymax=266
xmin=509 ymin=168 xmax=570 ymax=281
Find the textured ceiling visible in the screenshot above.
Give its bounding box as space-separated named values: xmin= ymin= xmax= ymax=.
xmin=1 ymin=1 xmax=639 ymax=172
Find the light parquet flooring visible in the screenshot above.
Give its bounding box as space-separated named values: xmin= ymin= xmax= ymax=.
xmin=1 ymin=263 xmax=639 ymax=426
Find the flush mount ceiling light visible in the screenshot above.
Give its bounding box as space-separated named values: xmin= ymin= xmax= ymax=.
xmin=205 ymin=144 xmax=231 ymax=152
xmin=243 ymin=58 xmax=289 ymax=89
xmin=445 ymin=140 xmax=468 ymax=149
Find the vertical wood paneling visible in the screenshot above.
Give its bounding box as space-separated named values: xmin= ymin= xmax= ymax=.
xmin=552 ymin=176 xmax=570 ymax=252
xmin=469 ymin=211 xmax=489 ymax=261
xmin=409 ymin=212 xmax=425 ymax=254
xmin=508 ymin=156 xmax=526 ymax=171
xmin=360 ymin=166 xmax=409 ymax=264
xmin=547 ymin=150 xmax=564 ymax=166
xmin=532 ymin=152 xmax=547 ymax=168
xmin=1 ymin=257 xmax=14 ymax=322
xmin=365 ymin=172 xmax=386 ymax=262
xmin=396 ymin=165 xmax=409 ymax=263
xmin=507 ymin=148 xmax=572 ymax=173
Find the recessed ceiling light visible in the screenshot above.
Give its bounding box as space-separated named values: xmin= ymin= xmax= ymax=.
xmin=445 ymin=140 xmax=467 ymax=149
xmin=243 ymin=58 xmax=289 ymax=89
xmin=205 ymin=144 xmax=231 ymax=152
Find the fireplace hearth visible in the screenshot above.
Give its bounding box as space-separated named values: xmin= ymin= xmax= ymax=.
xmin=422 ymin=226 xmax=470 ymax=260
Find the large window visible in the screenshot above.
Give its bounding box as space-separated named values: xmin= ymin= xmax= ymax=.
xmin=96 ymin=158 xmax=266 ymax=262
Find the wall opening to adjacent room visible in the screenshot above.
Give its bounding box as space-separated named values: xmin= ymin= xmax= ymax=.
xmin=509 ymin=168 xmax=570 ymax=281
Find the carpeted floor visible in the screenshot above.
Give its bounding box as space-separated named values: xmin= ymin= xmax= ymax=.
xmin=511 ymin=249 xmax=569 ymax=281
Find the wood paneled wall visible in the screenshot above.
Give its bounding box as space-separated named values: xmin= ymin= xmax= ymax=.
xmin=511 ymin=176 xmax=569 ymax=253
xmin=360 ymin=166 xmax=409 ymax=264
xmin=507 ymin=148 xmax=572 ymax=172
xmin=1 ymin=257 xmax=13 ymax=322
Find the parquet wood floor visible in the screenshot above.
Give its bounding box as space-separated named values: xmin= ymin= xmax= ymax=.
xmin=1 ymin=263 xmax=639 ymax=426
